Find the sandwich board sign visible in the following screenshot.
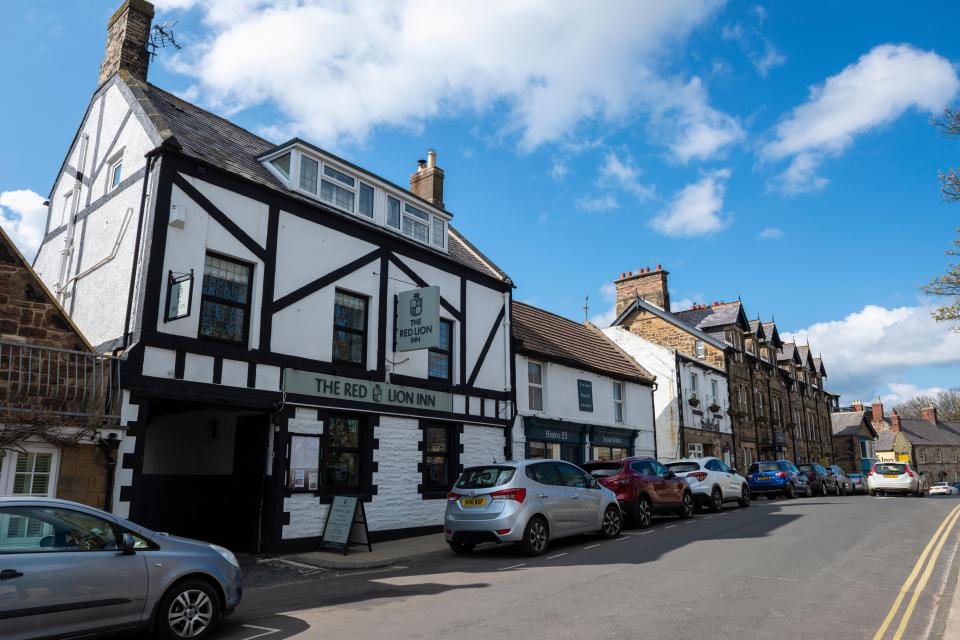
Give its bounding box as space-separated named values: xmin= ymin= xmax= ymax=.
xmin=320 ymin=496 xmax=372 ymax=555
xmin=395 ymin=286 xmax=441 ymax=352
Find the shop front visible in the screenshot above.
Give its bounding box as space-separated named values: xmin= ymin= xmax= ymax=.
xmin=523 ymin=417 xmax=588 ymax=464
xmin=589 ymin=426 xmax=637 ymax=461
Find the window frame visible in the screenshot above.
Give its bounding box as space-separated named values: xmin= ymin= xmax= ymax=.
xmin=419 ymin=421 xmax=460 ymax=498
xmin=0 ymin=446 xmax=60 ymax=497
xmin=197 ymin=252 xmax=255 ymax=346
xmin=320 ymin=414 xmax=367 ymax=495
xmin=287 ymin=433 xmax=321 ymax=493
xmin=688 ymin=442 xmax=704 ymax=458
xmin=613 ymin=381 xmax=624 ymax=423
xmin=428 ymin=318 xmax=454 ymax=383
xmin=528 ymin=360 xmax=545 ymax=412
xmin=695 ymin=340 xmax=705 ymax=358
xmin=108 ymin=157 xmax=123 ymax=192
xmin=332 ymin=289 xmax=370 ymax=368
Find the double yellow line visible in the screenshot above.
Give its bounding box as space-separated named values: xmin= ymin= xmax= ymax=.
xmin=872 ymin=504 xmax=960 ymax=640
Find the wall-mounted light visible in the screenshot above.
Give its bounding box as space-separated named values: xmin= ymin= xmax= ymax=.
xmin=169 ymin=204 xmax=187 ymax=228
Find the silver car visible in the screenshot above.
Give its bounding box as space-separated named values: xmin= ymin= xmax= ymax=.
xmin=444 ymin=460 xmax=623 ymax=557
xmin=0 ymin=497 xmax=242 ymax=640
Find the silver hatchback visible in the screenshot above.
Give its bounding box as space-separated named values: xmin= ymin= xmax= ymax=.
xmin=444 ymin=460 xmax=623 ymax=556
xmin=0 ymin=497 xmax=242 ymax=640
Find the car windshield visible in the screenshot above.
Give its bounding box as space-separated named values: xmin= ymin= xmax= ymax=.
xmin=581 ymin=462 xmax=623 ymax=478
xmin=455 ymin=466 xmax=516 ymax=489
xmin=666 ymin=462 xmax=701 ymax=473
xmin=875 ymin=463 xmax=906 ymax=475
xmin=798 ymin=465 xmax=817 ymax=472
xmin=749 ymin=462 xmax=780 ymax=473
xmin=933 ymin=482 xmax=949 ymax=486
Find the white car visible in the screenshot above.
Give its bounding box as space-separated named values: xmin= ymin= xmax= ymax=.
xmin=929 ymin=482 xmax=959 ymax=496
xmin=665 ymin=456 xmax=751 ymax=512
xmin=867 ymin=462 xmax=927 ymax=497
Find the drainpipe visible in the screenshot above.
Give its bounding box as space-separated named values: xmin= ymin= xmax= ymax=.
xmin=96 ymin=432 xmax=120 ymax=512
xmin=56 ymin=133 xmax=89 ymax=304
xmin=674 ymin=352 xmax=685 ymax=459
xmin=122 ymin=152 xmax=157 ymax=349
xmin=502 ymin=289 xmax=513 ymax=460
xmin=649 ymin=379 xmax=658 ymax=458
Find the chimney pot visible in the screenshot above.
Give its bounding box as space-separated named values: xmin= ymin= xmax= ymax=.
xmin=613 ymin=262 xmax=670 ymax=315
xmin=656 ymin=264 xmax=662 ymax=270
xmin=410 ymin=150 xmax=444 ymax=208
xmin=427 ymin=149 xmax=437 ymax=169
xmin=99 ymin=0 xmax=155 ymax=87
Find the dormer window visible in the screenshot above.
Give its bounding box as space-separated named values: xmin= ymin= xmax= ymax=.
xmin=262 ymin=144 xmax=450 ymax=252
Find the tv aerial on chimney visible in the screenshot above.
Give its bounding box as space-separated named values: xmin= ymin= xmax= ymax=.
xmin=147 ymin=22 xmax=182 ymax=60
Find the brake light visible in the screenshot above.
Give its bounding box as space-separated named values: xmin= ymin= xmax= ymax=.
xmin=688 ymin=471 xmax=708 ymax=482
xmin=495 ymin=528 xmax=511 ymax=535
xmin=490 ymin=488 xmax=527 ymax=503
xmin=447 ymin=492 xmax=460 ymax=500
xmin=776 ymin=471 xmax=788 ymax=478
xmin=906 ymin=468 xmax=914 ymax=478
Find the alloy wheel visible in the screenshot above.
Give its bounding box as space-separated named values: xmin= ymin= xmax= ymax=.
xmin=680 ymin=493 xmax=694 ymax=518
xmin=167 ymin=589 xmax=213 ymax=638
xmin=712 ymin=488 xmax=723 ymax=513
xmin=528 ymin=519 xmax=547 ymax=553
xmin=636 ymin=497 xmax=652 ymax=528
xmin=602 ymin=507 xmax=622 ymax=537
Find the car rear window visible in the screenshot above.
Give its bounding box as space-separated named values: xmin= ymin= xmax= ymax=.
xmin=749 ymin=462 xmax=780 ymax=473
xmin=455 ymin=466 xmax=516 ymax=489
xmin=874 ymin=463 xmax=906 ymax=475
xmin=933 ymin=482 xmax=949 ymax=486
xmin=666 ymin=462 xmax=701 ymax=473
xmin=848 ymin=473 xmax=862 ymax=479
xmin=798 ymin=464 xmax=815 ymax=472
xmin=581 ymin=462 xmax=622 ymax=478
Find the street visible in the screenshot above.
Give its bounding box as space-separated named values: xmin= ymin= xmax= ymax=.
xmin=131 ymin=495 xmax=960 ymax=640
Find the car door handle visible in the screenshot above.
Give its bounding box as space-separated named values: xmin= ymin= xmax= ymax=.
xmin=570 ymin=495 xmax=579 ymax=500
xmin=0 ymin=570 xmax=23 ymax=581
xmin=538 ymin=494 xmax=548 ymax=499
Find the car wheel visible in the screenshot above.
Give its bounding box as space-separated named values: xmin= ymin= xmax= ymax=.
xmin=738 ymin=485 xmax=751 ymax=508
xmin=820 ymin=482 xmax=828 ymax=497
xmin=633 ymin=496 xmax=652 ymax=529
xmin=784 ymin=483 xmax=795 ymax=499
xmin=448 ymin=541 xmax=476 ymax=555
xmin=599 ymin=506 xmax=623 ymax=538
xmin=917 ymin=488 xmax=926 ymax=498
xmin=156 ymin=579 xmax=221 ymax=640
xmin=869 ymin=488 xmax=876 ymax=496
xmin=834 ymin=483 xmax=841 ymax=497
xmin=710 ymin=488 xmax=723 ymax=513
xmin=805 ymin=484 xmax=813 ymax=498
xmin=520 ymin=516 xmax=549 ymax=557
xmin=679 ymin=492 xmax=695 ymax=519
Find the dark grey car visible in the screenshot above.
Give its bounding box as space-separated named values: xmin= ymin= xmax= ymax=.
xmin=0 ymin=497 xmax=242 ymax=640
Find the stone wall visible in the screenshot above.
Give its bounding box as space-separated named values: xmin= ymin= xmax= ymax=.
xmin=56 ymin=444 xmax=109 ymax=509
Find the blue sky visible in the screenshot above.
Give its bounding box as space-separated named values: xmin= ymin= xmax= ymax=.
xmin=2 ymin=0 xmax=959 ymax=405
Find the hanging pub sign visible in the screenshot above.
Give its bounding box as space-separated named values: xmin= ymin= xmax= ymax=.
xmin=395 ymin=286 xmax=441 ymax=352
xmin=164 ymin=269 xmax=193 ymax=322
xmin=320 ymin=496 xmax=372 ymax=555
xmin=577 ymin=379 xmax=594 ymax=412
xmin=284 ymin=370 xmax=454 ymax=413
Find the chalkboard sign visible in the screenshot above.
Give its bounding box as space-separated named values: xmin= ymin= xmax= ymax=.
xmin=320 ymin=496 xmax=372 ymax=555
xmin=577 ymin=380 xmax=594 ymax=412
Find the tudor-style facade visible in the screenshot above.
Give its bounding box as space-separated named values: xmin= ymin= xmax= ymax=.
xmin=607 ymin=266 xmax=836 ymax=470
xmin=511 ymin=302 xmax=656 ymax=464
xmin=32 ymin=0 xmax=514 ymax=552
xmin=603 ymin=302 xmax=734 ymax=463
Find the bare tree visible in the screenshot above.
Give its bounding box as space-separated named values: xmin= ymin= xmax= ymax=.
xmin=923 ymin=109 xmax=960 ymax=327
xmin=894 ymin=387 xmax=960 ymax=422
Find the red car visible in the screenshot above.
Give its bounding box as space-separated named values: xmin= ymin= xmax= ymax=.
xmin=581 ymin=457 xmax=694 ymax=528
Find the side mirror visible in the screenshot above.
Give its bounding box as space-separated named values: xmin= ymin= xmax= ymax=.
xmin=731 ymin=468 xmax=738 ymax=475
xmin=664 ymin=470 xmax=675 ymax=479
xmin=120 ymin=532 xmax=136 ymax=555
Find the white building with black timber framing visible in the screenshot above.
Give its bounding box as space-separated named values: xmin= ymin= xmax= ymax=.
xmin=511 ymin=302 xmax=657 ymax=464
xmin=32 ymin=0 xmax=515 ymax=553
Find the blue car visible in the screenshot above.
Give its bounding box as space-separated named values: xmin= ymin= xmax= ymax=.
xmin=747 ymin=460 xmax=811 ymax=499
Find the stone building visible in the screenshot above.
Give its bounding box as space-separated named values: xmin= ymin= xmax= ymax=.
xmin=0 ymin=224 xmax=121 ymax=510
xmin=871 ymin=404 xmax=960 ymax=484
xmin=607 ymin=266 xmax=835 ymax=469
xmin=830 ymin=410 xmax=878 ymax=474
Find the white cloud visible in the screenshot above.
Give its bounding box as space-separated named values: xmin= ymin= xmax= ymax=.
xmin=720 ymin=17 xmax=785 ymax=77
xmin=758 ymin=226 xmax=783 ymax=239
xmin=783 ymin=303 xmax=960 ymax=401
xmin=650 ymin=168 xmax=731 ymax=237
xmin=751 ymin=39 xmax=786 ymax=77
xmin=0 ymin=189 xmax=47 ymax=262
xmin=881 ymin=383 xmax=947 ymax=408
xmin=549 ymin=160 xmax=569 ymax=181
xmin=160 ymin=0 xmax=738 ymax=156
xmin=576 ymin=194 xmax=619 ymax=212
xmin=598 ymin=152 xmax=656 ymax=201
xmin=763 ymin=44 xmax=960 ymax=193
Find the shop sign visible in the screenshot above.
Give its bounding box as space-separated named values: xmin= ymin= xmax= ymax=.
xmin=524 ymin=417 xmax=587 ymax=444
xmin=395 ymin=286 xmax=440 ymax=352
xmin=592 ymin=427 xmax=634 ymax=448
xmin=284 ymin=370 xmax=453 ymax=413
xmin=577 ymin=380 xmax=593 ymax=412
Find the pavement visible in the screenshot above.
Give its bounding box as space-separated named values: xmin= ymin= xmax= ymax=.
xmin=282 ymin=532 xmax=447 ymax=570
xmin=120 ymin=494 xmax=960 ymax=640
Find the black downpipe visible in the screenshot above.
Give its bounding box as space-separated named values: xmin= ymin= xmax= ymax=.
xmin=97 ymin=433 xmax=120 ymax=512
xmin=121 ymin=153 xmax=157 ymax=350
xmin=675 ymin=352 xmax=685 ymax=459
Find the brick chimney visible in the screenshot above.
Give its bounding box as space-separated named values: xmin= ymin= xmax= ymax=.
xmin=872 ymin=399 xmax=884 ymax=421
xmin=890 ymin=410 xmax=901 ymax=432
xmin=98 ymin=0 xmax=155 ymax=87
xmin=409 ymin=149 xmax=444 ymax=209
xmin=921 ymin=406 xmax=938 ymax=424
xmin=614 ymin=265 xmax=670 ymax=315
xmin=852 ymin=400 xmax=864 ymax=412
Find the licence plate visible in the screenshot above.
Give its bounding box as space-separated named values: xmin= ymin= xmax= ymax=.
xmin=884 ymin=474 xmax=899 ymax=478
xmin=757 ymin=475 xmax=772 ymax=481
xmin=461 ymin=497 xmax=488 ymax=507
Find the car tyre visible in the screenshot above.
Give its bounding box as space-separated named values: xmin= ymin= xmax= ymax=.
xmin=709 ymin=488 xmax=723 ymax=513
xmin=520 ymin=516 xmax=549 ymax=557
xmin=448 ymin=541 xmax=476 ymax=555
xmin=820 ymin=482 xmax=828 ymax=497
xmin=834 ymin=483 xmax=841 ymax=497
xmin=599 ymin=506 xmax=623 ymax=539
xmin=869 ymin=488 xmax=876 ymax=496
xmin=155 ymin=579 xmax=221 ymax=640
xmin=633 ymin=496 xmax=653 ymax=529
xmin=784 ymin=483 xmax=795 ymax=499
xmin=738 ymin=485 xmax=751 ymax=508
xmin=916 ymin=488 xmax=926 ymax=498
xmin=679 ymin=492 xmax=695 ymax=519
xmin=805 ymin=484 xmax=813 ymax=498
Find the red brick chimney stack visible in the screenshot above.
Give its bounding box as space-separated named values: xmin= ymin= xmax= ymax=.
xmin=890 ymin=410 xmax=901 ymax=432
xmin=613 ymin=265 xmax=671 ymax=315
xmin=872 ymin=399 xmax=884 ymax=421
xmin=921 ymin=406 xmax=938 ymax=424
xmin=99 ymin=0 xmax=155 ymax=87
xmin=409 ymin=149 xmax=445 ymax=209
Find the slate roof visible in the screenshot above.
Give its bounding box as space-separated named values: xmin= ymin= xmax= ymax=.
xmin=127 ymin=79 xmax=508 ymax=282
xmin=831 ymin=411 xmax=877 ymax=438
xmin=899 ymin=419 xmax=960 ymax=446
xmin=512 ymin=301 xmax=654 ymax=384
xmin=876 ymin=431 xmax=897 ymax=451
xmin=762 ymin=322 xmax=783 ymax=348
xmin=674 ymin=301 xmax=744 ymax=330
xmin=777 ymin=342 xmax=797 ymax=362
